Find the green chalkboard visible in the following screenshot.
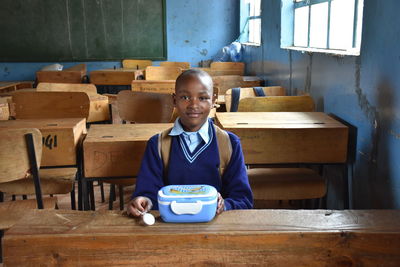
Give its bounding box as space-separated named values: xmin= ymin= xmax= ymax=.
xmin=0 ymin=0 xmax=167 ymax=62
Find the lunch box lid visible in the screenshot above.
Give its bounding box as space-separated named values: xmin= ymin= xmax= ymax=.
xmin=158 ymin=184 xmax=217 ymax=202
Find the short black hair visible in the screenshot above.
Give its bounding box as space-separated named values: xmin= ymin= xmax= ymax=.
xmin=175 ymin=69 xmax=213 ymax=93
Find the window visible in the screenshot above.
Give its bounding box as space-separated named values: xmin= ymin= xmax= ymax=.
xmin=239 ymin=0 xmax=261 ymax=45
xmin=281 ymin=0 xmax=364 ymax=56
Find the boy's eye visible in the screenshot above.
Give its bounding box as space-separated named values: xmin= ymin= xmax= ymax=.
xmin=199 ymin=96 xmax=210 ymax=101
xmin=180 ymin=96 xmax=190 ymax=100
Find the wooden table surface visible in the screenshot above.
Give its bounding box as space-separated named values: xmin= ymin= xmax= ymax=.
xmin=3 ymin=209 xmax=400 ymax=266
xmin=90 ymin=68 xmax=144 ymax=85
xmin=0 ymin=118 xmax=86 ymax=166
xmin=216 ymin=112 xmax=349 ymax=164
xmin=83 ymin=123 xmax=172 ymax=177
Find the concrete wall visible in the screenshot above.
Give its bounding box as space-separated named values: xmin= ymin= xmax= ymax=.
xmin=0 ymin=0 xmax=239 ymax=81
xmin=243 ymin=0 xmax=400 ymax=209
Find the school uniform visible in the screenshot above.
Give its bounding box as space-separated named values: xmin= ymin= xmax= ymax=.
xmin=132 ymin=118 xmax=253 ymax=210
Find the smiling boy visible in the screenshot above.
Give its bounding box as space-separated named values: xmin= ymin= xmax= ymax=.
xmin=127 ymin=69 xmax=253 ymax=217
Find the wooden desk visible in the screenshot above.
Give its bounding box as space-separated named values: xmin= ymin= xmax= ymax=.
xmin=36 ymin=64 xmax=87 ymax=83
xmin=3 ymin=209 xmax=400 ymax=266
xmin=83 ymin=123 xmax=172 ymax=178
xmin=0 ymin=118 xmax=86 ymax=166
xmin=215 ymin=112 xmax=348 ymax=164
xmin=131 ymin=79 xmax=176 ymax=94
xmin=90 ymin=68 xmax=144 ymax=85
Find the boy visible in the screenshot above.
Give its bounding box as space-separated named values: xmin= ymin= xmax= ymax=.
xmin=127 ymin=69 xmax=253 ymax=217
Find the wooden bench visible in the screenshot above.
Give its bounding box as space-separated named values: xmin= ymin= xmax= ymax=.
xmin=3 ymin=209 xmax=400 ymax=266
xmin=36 ymin=64 xmax=87 ymax=83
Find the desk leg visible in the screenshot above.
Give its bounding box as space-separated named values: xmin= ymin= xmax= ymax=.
xmin=82 ymin=178 xmax=90 ymax=211
xmin=342 ymin=164 xmax=350 ymax=209
xmin=70 ymin=186 xmax=76 ymax=210
xmin=119 ymin=185 xmax=124 ymax=211
xmin=109 ymin=184 xmax=116 ymax=210
xmin=89 ymin=181 xmax=95 ymax=211
xmin=78 ymin=176 xmax=83 ymax=211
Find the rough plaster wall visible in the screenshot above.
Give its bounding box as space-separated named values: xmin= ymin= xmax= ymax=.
xmin=0 ymin=0 xmax=239 ymax=81
xmin=243 ymin=0 xmax=400 ymax=209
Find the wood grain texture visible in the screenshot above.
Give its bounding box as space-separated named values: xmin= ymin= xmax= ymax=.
xmin=0 ymin=128 xmax=42 ymax=183
xmin=122 ymin=59 xmax=153 ymax=69
xmin=131 ymin=80 xmax=176 ymax=94
xmin=117 ymin=90 xmax=174 ymax=123
xmin=145 ymin=66 xmax=182 ymax=80
xmin=0 ymin=167 xmax=76 ymax=195
xmin=212 ymin=75 xmax=262 ymax=95
xmin=248 ymin=168 xmax=326 ymax=200
xmin=87 ymin=95 xmax=110 ymax=123
xmin=3 ymin=209 xmax=400 ymax=266
xmin=160 ymin=61 xmax=190 ymax=69
xmin=238 ymin=95 xmax=315 ymax=112
xmin=13 ymin=91 xmax=90 ymax=120
xmin=0 ymin=197 xmax=57 ymax=230
xmin=90 ymin=68 xmax=144 ymax=85
xmin=37 ymin=83 xmax=98 ymax=96
xmin=225 ymin=86 xmax=286 ymax=111
xmin=215 ymin=112 xmax=348 ymax=164
xmin=0 ymin=118 xmax=86 ymax=166
xmin=36 ymin=70 xmax=84 ymax=84
xmin=83 ymin=123 xmax=172 ymax=177
xmin=210 ymin=62 xmax=245 ymax=74
xmin=0 ymin=96 xmax=10 ymax=120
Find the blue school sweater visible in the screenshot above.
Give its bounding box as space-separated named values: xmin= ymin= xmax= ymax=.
xmin=132 ymin=120 xmax=253 ymax=210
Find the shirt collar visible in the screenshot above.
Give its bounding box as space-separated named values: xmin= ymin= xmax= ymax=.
xmin=169 ymin=118 xmax=210 ymax=144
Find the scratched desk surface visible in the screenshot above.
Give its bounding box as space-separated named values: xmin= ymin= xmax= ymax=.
xmin=3 ymin=209 xmax=400 ymax=266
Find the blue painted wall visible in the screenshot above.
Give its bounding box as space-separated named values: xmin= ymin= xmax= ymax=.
xmin=0 ymin=0 xmax=239 ymax=81
xmin=243 ymin=0 xmax=400 ymax=209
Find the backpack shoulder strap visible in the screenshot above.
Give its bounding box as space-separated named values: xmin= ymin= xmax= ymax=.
xmin=214 ymin=124 xmax=232 ymax=177
xmin=158 ymin=127 xmax=173 ymax=176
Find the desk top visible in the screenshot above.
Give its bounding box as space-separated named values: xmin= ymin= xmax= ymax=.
xmin=5 ymin=209 xmax=400 ymax=235
xmin=93 ymin=68 xmax=144 ymax=73
xmin=0 ymin=118 xmax=86 ymax=130
xmin=85 ymin=123 xmax=173 ymax=143
xmin=4 ymin=209 xmax=400 ymax=266
xmin=216 ymin=112 xmax=347 ymax=129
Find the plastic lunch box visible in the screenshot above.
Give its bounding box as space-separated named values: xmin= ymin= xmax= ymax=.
xmin=157 ymin=184 xmax=218 ymax=223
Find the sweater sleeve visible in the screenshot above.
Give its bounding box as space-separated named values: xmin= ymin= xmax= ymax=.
xmin=131 ymin=134 xmax=164 ymax=209
xmin=221 ymin=132 xmax=253 ymax=210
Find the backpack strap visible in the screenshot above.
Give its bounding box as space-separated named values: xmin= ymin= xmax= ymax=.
xmin=214 ymin=124 xmax=232 ymax=177
xmin=158 ymin=124 xmax=232 ymax=180
xmin=253 ymin=86 xmax=266 ymax=96
xmin=230 ymin=87 xmax=241 ymax=112
xmin=158 ymin=127 xmax=173 ymax=180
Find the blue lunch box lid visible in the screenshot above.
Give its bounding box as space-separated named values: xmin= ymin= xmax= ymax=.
xmin=158 ymin=184 xmax=217 ymax=203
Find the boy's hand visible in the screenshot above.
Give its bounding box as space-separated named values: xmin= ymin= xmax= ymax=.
xmin=216 ymin=193 xmax=225 ymax=215
xmin=127 ymin=196 xmax=153 ymax=217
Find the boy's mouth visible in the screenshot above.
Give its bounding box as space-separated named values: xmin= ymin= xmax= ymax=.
xmin=186 ymin=112 xmax=202 ymax=118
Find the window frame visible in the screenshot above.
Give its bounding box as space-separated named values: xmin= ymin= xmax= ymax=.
xmin=281 ymin=0 xmax=363 ymax=56
xmin=239 ymin=0 xmax=262 ymax=46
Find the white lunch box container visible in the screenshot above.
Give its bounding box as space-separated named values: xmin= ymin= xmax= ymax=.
xmin=157 ymin=184 xmax=218 ymax=223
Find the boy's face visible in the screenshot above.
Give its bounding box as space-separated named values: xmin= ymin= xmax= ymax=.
xmin=173 ymin=75 xmax=215 ymax=132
